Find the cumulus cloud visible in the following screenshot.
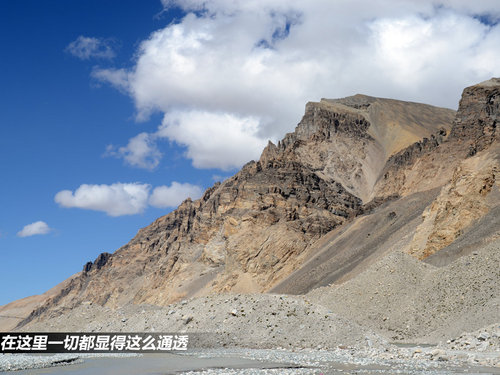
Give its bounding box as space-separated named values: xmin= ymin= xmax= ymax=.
xmin=105 ymin=132 xmax=162 ymax=170
xmin=94 ymin=1 xmax=500 ymax=170
xmin=66 ymin=36 xmax=115 ymax=60
xmin=55 ymin=183 xmax=151 ymax=216
xmin=55 ymin=182 xmax=204 ymax=216
xmin=149 ymin=182 xmax=204 ymax=208
xmin=157 ymin=111 xmax=267 ymax=170
xmin=17 ymin=221 xmax=52 ymax=238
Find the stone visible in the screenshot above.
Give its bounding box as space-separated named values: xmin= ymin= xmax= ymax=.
xmin=478 ymin=332 xmax=490 ymax=341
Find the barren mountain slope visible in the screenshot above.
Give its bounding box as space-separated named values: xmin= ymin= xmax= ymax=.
xmin=273 ymin=78 xmax=500 ymax=295
xmin=21 ymin=161 xmax=361 ymax=320
xmin=307 ymin=237 xmax=500 ymax=344
xmin=374 ymin=78 xmax=500 ymax=199
xmin=273 ymin=96 xmax=455 ymax=201
xmin=305 ymin=78 xmax=500 ymax=343
xmin=270 ymin=189 xmax=439 ymax=295
xmin=10 ymin=93 xmax=456 ymax=329
xmin=0 ymin=275 xmax=77 ymax=331
xmin=374 ymin=78 xmax=500 ymax=259
xmin=275 ymin=139 xmax=500 ymax=295
xmin=407 ymin=144 xmax=500 ymax=260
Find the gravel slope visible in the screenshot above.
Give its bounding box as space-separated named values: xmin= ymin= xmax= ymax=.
xmin=307 ymin=239 xmax=500 ymax=343
xmin=22 ymin=293 xmax=386 ymax=351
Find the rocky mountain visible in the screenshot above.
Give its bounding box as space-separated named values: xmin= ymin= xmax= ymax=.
xmin=3 ymin=79 xmax=499 ymax=342
xmin=273 ymin=79 xmax=499 ymax=293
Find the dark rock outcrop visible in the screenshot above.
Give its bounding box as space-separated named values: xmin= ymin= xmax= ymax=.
xmin=83 ymin=252 xmax=111 ymax=273
xmin=449 ymin=78 xmax=500 ymax=151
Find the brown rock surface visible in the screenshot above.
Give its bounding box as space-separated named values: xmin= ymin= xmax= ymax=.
xmin=449 ymin=78 xmax=500 ymax=152
xmin=374 ymin=78 xmax=500 ymax=200
xmin=275 ymin=96 xmax=454 ymax=202
xmin=408 ymin=145 xmax=500 ymax=259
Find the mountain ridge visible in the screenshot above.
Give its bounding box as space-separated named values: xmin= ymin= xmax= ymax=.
xmin=3 ymin=80 xmax=499 ymax=342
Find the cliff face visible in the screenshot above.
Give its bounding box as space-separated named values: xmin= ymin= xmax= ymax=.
xmin=370 ymin=79 xmax=500 ymax=260
xmin=375 ymin=78 xmax=500 ymax=200
xmin=405 ymin=78 xmax=500 ymax=260
xmin=270 ymin=96 xmax=455 ymax=202
xmin=13 ymin=79 xmax=500 ymax=329
xmin=270 ymin=78 xmax=500 ymax=297
xmin=22 ymin=106 xmax=375 ymax=320
xmin=407 ymin=145 xmax=499 ymax=260
xmin=449 ymin=78 xmax=500 ymax=151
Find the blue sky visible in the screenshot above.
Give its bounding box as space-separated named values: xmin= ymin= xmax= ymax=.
xmin=1 ymin=0 xmax=499 ymax=306
xmin=0 ymin=1 xmax=220 ymax=305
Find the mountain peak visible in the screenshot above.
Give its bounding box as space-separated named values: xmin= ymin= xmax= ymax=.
xmin=272 ymin=94 xmax=455 ymax=201
xmin=449 ymin=77 xmax=499 ymax=152
xmin=474 ymin=77 xmax=500 ymax=88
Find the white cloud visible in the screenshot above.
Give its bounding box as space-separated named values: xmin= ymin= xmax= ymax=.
xmin=92 ymin=68 xmax=129 ymax=92
xmin=54 ymin=181 xmax=205 ymax=216
xmin=66 ymin=36 xmax=115 ymax=60
xmin=17 ymin=221 xmax=52 ymax=238
xmin=106 ymin=132 xmax=162 ymax=170
xmin=157 ymin=111 xmax=267 ymax=170
xmin=94 ymin=1 xmax=500 ymax=170
xmin=55 ymin=183 xmax=151 ymax=216
xmin=149 ymin=182 xmax=204 ymax=208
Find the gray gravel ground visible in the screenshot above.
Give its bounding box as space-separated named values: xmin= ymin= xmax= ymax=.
xmin=2 ymin=346 xmax=499 ymax=374
xmin=0 ymin=353 xmax=139 ymax=372
xmin=0 ymin=353 xmax=82 ymax=371
xmin=439 ymin=323 xmax=500 ymax=352
xmin=23 ymin=294 xmax=388 ymax=350
xmin=180 ymin=347 xmax=500 ymax=374
xmin=12 ymin=240 xmax=500 ymax=374
xmin=307 ymin=241 xmax=500 ymax=344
